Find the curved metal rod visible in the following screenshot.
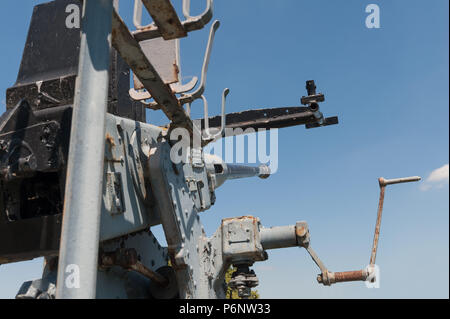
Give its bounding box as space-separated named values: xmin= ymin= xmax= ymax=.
xmin=180 ymin=20 xmax=220 ymax=105
xmin=171 ymin=76 xmax=199 ymax=94
xmin=203 ymin=88 xmax=229 ymax=140
xmin=129 ymin=76 xmax=198 ymax=101
xmin=133 ymin=0 xmax=153 ymax=30
xmin=183 ymin=0 xmax=213 ymax=21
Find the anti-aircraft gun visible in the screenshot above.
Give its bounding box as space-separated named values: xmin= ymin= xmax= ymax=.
xmin=0 ymin=0 xmax=420 ymax=299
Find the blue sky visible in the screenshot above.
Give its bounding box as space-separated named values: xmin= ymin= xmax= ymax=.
xmin=0 ymin=0 xmax=448 ymax=298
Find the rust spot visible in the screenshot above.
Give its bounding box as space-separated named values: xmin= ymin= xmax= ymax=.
xmin=222 ymin=215 xmax=257 ymax=223
xmin=106 ymin=133 xmax=115 ymax=147
xmin=296 ymin=225 xmax=307 ymax=237
xmin=334 ymin=270 xmax=367 ymax=282
xmin=172 ymin=62 xmax=180 ymax=87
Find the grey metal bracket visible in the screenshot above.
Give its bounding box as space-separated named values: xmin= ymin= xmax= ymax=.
xmin=148 ymin=142 xmax=213 ymax=298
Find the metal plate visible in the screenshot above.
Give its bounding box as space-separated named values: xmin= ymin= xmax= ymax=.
xmin=133 ymin=38 xmax=179 ymax=89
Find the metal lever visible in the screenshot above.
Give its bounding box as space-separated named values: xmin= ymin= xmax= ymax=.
xmin=202 ymin=88 xmax=229 ymax=141
xmin=370 ymin=176 xmax=421 ymax=265
xmin=317 ymin=269 xmax=370 ymax=285
xmin=313 ymin=175 xmax=421 ymax=286
xmin=297 ymin=225 xmax=372 ymax=286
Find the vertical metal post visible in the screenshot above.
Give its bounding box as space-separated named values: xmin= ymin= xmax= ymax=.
xmin=369 ymin=181 xmax=385 ymax=266
xmin=56 ymin=0 xmax=113 ymax=299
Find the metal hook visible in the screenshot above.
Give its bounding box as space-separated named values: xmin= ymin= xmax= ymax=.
xmin=183 ymin=0 xmax=214 ymax=23
xmin=202 ymin=88 xmax=229 ymax=141
xmin=133 ymin=0 xmax=152 ymax=30
xmin=180 ymin=20 xmax=220 ymax=105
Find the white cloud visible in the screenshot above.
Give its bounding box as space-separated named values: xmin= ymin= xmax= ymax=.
xmin=420 ymin=164 xmax=449 ymax=191
xmin=427 ymin=164 xmax=449 ymax=182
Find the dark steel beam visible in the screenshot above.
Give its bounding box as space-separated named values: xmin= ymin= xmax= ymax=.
xmin=141 ymin=0 xmax=187 ymax=40
xmin=200 ymin=106 xmax=338 ymax=137
xmin=132 ymin=0 xmax=213 ymax=42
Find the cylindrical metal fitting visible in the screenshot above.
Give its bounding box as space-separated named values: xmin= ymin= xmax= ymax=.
xmin=260 ymin=225 xmax=297 ymax=250
xmin=317 ymin=269 xmax=369 ymax=285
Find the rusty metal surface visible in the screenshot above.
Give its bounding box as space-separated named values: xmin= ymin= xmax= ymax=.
xmin=100 ymin=248 xmax=169 ymax=287
xmin=333 ymin=270 xmax=368 ymax=282
xmin=201 ymin=106 xmax=337 ymax=136
xmin=111 ymin=10 xmax=193 ymax=133
xmin=317 ymin=270 xmax=368 ymax=285
xmin=141 ymin=0 xmax=187 ymax=40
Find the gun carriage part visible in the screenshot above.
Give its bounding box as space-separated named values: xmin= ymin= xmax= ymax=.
xmin=313 ymin=176 xmax=421 ymax=286
xmin=0 ymin=0 xmax=420 ymax=299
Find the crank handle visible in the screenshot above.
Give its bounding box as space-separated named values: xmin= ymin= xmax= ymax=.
xmin=317 ymin=266 xmax=376 ymax=286
xmin=379 ymin=176 xmax=421 ymax=187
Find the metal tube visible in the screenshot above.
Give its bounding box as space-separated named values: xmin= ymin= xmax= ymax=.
xmin=260 ymin=225 xmax=297 ymax=250
xmin=224 ymin=164 xmax=270 ymax=180
xmin=56 ymin=0 xmax=113 ymax=299
xmin=379 ymin=176 xmax=421 ymax=186
xmin=317 ymin=270 xmax=369 ymax=285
